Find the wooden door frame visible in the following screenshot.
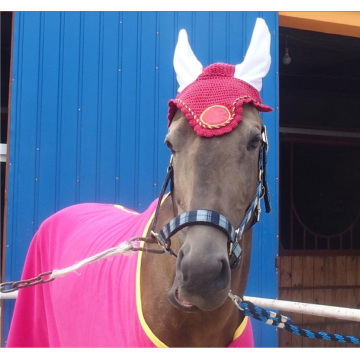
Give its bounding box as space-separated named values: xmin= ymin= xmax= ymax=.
xmin=279 ymin=12 xmax=360 ymax=39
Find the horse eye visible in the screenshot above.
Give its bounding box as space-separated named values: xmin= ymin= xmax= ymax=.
xmin=247 ymin=135 xmax=261 ymax=150
xmin=165 ymin=140 xmax=175 ymax=153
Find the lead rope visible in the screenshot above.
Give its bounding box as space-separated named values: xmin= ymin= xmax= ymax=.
xmin=228 ymin=292 xmax=360 ymax=345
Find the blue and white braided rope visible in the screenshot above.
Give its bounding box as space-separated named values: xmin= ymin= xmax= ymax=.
xmin=229 ymin=293 xmax=360 ymax=345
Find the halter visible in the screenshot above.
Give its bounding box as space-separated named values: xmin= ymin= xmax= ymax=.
xmin=150 ymin=126 xmax=271 ymax=269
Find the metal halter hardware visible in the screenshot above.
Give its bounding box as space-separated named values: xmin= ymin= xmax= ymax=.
xmin=151 ymin=126 xmax=271 ymax=269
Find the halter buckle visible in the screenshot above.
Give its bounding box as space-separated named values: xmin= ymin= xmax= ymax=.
xmin=256 ymin=200 xmax=262 ymax=222
xmin=228 ymin=241 xmax=234 ymax=257
xmin=151 ymin=231 xmax=171 ymax=254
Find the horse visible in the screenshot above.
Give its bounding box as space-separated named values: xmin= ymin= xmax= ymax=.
xmin=6 ymin=18 xmax=272 ymax=348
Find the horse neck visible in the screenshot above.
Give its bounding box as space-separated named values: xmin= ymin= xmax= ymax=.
xmin=140 ymin=195 xmax=251 ymax=347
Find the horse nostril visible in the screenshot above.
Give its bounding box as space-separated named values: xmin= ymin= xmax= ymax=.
xmin=220 ymin=259 xmax=227 ymax=277
xmin=176 ymin=246 xmax=188 ymax=282
xmin=213 ymin=258 xmax=230 ymax=287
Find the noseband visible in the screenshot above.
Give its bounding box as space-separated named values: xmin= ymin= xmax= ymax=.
xmin=150 ymin=126 xmax=271 ymax=269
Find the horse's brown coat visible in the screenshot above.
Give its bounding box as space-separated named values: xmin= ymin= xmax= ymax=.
xmin=141 ymin=105 xmax=263 ymax=347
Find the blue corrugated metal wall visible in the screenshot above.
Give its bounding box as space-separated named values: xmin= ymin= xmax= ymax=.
xmin=4 ymin=11 xmax=279 ymax=347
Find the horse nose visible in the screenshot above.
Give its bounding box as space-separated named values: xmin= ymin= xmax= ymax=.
xmin=178 ymin=243 xmax=229 ymax=287
xmin=175 ymin=228 xmax=231 ymax=310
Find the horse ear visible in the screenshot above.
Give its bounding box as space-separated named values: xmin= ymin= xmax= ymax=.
xmin=174 ymin=29 xmax=203 ymax=93
xmin=234 ymin=18 xmax=271 ymax=91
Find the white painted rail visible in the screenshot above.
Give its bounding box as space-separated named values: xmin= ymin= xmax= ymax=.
xmin=0 ymin=291 xmax=18 ymax=300
xmin=244 ymin=296 xmax=360 ymax=323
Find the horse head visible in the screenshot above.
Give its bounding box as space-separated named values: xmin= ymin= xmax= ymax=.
xmin=145 ymin=19 xmax=273 ymax=319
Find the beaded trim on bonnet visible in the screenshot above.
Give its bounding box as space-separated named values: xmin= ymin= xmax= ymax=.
xmin=168 ymin=63 xmax=273 ymax=137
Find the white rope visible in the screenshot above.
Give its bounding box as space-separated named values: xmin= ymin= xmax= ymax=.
xmin=0 ymin=240 xmax=138 ymax=300
xmin=50 ymin=240 xmax=136 ymax=279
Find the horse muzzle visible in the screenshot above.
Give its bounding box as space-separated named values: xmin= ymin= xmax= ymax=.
xmin=167 ymin=226 xmax=231 ymax=312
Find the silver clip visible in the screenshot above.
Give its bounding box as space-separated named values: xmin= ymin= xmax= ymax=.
xmin=228 ymin=290 xmax=244 ymax=311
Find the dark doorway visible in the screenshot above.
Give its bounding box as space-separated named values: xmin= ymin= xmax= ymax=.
xmin=278 ymin=27 xmax=360 ymax=347
xmin=279 ymin=27 xmax=360 ymax=253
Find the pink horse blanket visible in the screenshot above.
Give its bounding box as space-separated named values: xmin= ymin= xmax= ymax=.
xmin=7 ymin=199 xmax=254 ymax=347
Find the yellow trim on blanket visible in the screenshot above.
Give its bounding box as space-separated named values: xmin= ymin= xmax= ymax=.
xmin=136 ymin=193 xmax=170 ymax=348
xmin=113 ymin=204 xmax=139 ymax=215
xmin=233 ymin=316 xmax=249 ymax=341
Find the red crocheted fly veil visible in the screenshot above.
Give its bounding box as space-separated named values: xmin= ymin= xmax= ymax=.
xmin=168 ymin=63 xmax=272 ymax=137
xmin=168 ymin=19 xmax=273 ymax=137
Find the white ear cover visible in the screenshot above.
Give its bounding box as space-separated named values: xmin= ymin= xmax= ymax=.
xmin=173 ymin=29 xmax=203 ymax=93
xmin=234 ymin=18 xmax=271 ymax=91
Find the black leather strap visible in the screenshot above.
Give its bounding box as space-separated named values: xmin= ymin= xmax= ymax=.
xmin=151 ymin=166 xmax=173 ymax=236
